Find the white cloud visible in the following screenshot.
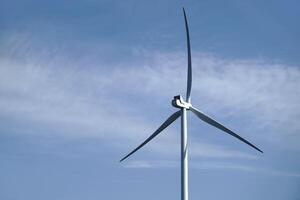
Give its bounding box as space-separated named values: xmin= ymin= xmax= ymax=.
xmin=123 ymin=160 xmax=157 ymax=169
xmin=122 ymin=160 xmax=300 ymax=178
xmin=189 ymin=143 xmax=257 ymax=159
xmin=193 ymin=161 xmax=300 ymax=178
xmin=1 ymin=37 xmax=300 ymax=160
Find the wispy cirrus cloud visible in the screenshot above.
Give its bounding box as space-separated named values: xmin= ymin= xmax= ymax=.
xmin=1 ymin=35 xmax=300 ymax=160
xmin=123 ymin=159 xmax=300 ymax=178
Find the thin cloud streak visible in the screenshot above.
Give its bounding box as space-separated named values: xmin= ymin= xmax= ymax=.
xmin=123 ymin=160 xmax=300 ymax=178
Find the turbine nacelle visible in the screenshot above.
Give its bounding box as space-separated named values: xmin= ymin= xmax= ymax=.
xmin=172 ymin=95 xmax=192 ymax=109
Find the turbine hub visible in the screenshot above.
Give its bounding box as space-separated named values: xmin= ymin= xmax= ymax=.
xmin=172 ymin=95 xmax=191 ymax=109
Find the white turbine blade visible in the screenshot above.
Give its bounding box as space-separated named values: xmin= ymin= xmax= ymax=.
xmin=120 ymin=111 xmax=181 ymax=162
xmin=183 ymin=7 xmax=192 ymax=103
xmin=190 ymin=107 xmax=263 ymax=153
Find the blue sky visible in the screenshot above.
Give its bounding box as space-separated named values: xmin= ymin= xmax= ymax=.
xmin=1 ymin=0 xmax=300 ymax=199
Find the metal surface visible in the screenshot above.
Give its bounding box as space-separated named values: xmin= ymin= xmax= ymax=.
xmin=183 ymin=8 xmax=192 ymax=103
xmin=190 ymin=106 xmax=263 ymax=153
xmin=181 ymin=108 xmax=189 ymax=200
xmin=172 ymin=95 xmax=192 ymax=109
xmin=120 ymin=111 xmax=181 ymax=162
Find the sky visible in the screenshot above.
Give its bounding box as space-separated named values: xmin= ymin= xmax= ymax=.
xmin=1 ymin=0 xmax=300 ymax=200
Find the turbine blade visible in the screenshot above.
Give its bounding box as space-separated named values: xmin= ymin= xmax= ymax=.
xmin=183 ymin=7 xmax=192 ymax=103
xmin=120 ymin=110 xmax=181 ymax=162
xmin=190 ymin=107 xmax=263 ymax=153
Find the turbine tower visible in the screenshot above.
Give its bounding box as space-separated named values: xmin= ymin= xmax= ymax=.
xmin=120 ymin=7 xmax=263 ymax=200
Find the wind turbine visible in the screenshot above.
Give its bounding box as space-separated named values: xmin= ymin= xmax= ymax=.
xmin=120 ymin=7 xmax=263 ymax=200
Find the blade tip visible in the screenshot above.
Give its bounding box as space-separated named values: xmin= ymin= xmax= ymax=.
xmin=256 ymin=147 xmax=263 ymax=154
xmin=260 ymin=150 xmax=264 ymax=154
xmin=183 ymin=7 xmax=186 ymax=15
xmin=119 ymin=157 xmax=126 ymax=162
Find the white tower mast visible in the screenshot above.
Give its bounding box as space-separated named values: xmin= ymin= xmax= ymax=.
xmin=181 ymin=107 xmax=189 ymax=200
